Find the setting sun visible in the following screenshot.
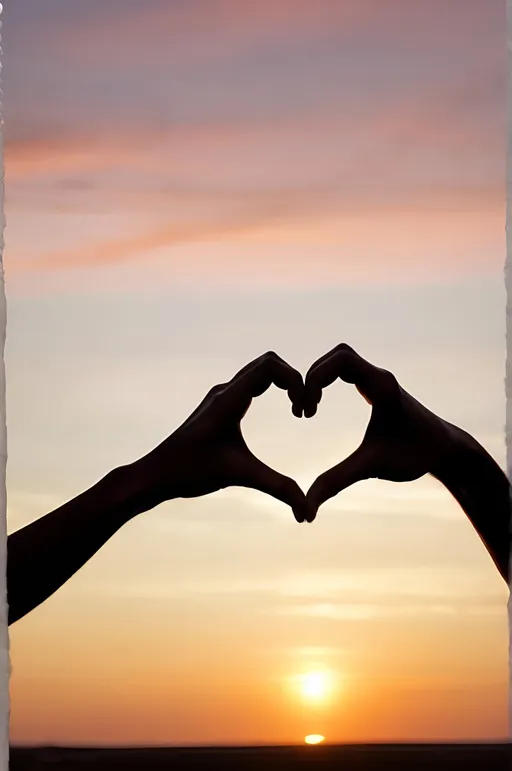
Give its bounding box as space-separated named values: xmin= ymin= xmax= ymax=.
xmin=305 ymin=734 xmax=326 ymax=745
xmin=299 ymin=671 xmax=331 ymax=701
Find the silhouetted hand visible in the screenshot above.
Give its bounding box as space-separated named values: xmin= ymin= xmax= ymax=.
xmin=142 ymin=351 xmax=313 ymax=522
xmin=303 ymin=343 xmax=461 ymax=504
xmin=303 ymin=344 xmax=510 ymax=582
xmin=8 ymin=352 xmax=315 ymax=625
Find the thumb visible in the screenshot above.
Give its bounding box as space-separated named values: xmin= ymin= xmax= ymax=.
xmin=306 ymin=446 xmax=373 ymax=520
xmin=232 ymin=449 xmax=313 ymax=523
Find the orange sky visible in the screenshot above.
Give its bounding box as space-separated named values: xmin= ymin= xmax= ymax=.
xmin=4 ymin=0 xmax=508 ymax=747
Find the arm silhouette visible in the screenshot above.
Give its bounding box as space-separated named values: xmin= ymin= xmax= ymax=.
xmin=10 ymin=345 xmax=508 ymax=624
xmin=304 ymin=344 xmax=511 ymax=585
xmin=8 ymin=352 xmax=312 ymax=625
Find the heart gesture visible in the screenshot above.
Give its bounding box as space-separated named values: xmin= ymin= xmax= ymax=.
xmin=304 ymin=343 xmax=463 ymax=504
xmin=146 ymin=351 xmax=312 ymax=523
xmin=8 ymin=345 xmax=510 ymax=625
xmin=303 ymin=344 xmax=510 ymax=583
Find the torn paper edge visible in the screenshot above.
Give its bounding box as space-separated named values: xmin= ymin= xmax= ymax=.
xmin=506 ymin=0 xmax=512 ymax=742
xmin=0 ymin=3 xmax=8 ymax=769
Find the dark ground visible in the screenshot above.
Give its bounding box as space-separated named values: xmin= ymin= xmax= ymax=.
xmin=9 ymin=743 xmax=512 ymax=771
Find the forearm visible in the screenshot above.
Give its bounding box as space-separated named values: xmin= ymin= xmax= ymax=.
xmin=7 ymin=459 xmax=162 ymax=625
xmin=431 ymin=436 xmax=511 ymax=585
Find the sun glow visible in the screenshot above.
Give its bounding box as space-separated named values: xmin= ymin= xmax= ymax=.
xmin=299 ymin=671 xmax=331 ymax=701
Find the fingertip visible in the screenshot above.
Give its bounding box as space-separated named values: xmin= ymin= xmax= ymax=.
xmin=291 ymin=403 xmax=303 ymax=418
xmin=305 ymin=507 xmax=318 ymax=523
xmin=293 ymin=499 xmax=317 ymax=523
xmin=303 ymin=386 xmax=321 ymax=418
xmin=303 ymin=403 xmax=317 ymax=419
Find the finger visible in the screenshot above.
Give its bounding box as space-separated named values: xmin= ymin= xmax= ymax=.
xmin=231 ymin=449 xmax=314 ymax=523
xmin=306 ymin=344 xmax=393 ymax=398
xmin=307 ymin=343 xmax=359 ymax=377
xmin=303 ymin=344 xmax=357 ymax=416
xmin=305 ymin=344 xmax=398 ymax=417
xmin=301 ymin=345 xmax=354 ymax=416
xmin=222 ymin=351 xmax=305 ymax=419
xmin=306 ymin=446 xmax=374 ymax=519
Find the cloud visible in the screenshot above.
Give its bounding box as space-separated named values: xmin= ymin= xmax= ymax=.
xmin=5 ymin=133 xmax=152 ymax=181
xmin=5 ymin=88 xmax=504 ymax=292
xmin=5 ymin=0 xmax=504 ymax=296
xmin=62 ymin=564 xmax=506 ymax=620
xmin=8 ymin=201 xmax=502 ymax=293
xmin=275 ymin=600 xmax=504 ymax=621
xmin=14 ymin=0 xmax=502 ymax=75
xmin=26 ymin=1 xmax=375 ymax=67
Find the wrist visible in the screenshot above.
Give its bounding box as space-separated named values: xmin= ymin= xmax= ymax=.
xmin=431 ymin=435 xmax=511 ymax=583
xmin=108 ymin=456 xmax=173 ymax=522
xmin=120 ymin=432 xmax=191 ymax=515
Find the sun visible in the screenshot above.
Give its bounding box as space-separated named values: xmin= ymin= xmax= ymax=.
xmin=299 ymin=671 xmax=331 ymax=701
xmin=305 ymin=734 xmax=326 ymax=745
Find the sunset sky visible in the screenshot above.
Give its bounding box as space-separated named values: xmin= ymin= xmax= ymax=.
xmin=3 ymin=0 xmax=509 ymax=746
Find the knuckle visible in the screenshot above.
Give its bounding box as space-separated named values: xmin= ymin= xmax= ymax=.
xmin=335 ymin=343 xmax=357 ymax=357
xmin=380 ymin=369 xmax=399 ymax=392
xmin=207 ymin=383 xmax=227 ymax=399
xmin=373 ymin=369 xmax=401 ymax=405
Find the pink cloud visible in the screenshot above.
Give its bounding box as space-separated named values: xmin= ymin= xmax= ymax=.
xmin=50 ymin=1 xmax=370 ymax=65
xmin=47 ymin=1 xmax=501 ymax=70
xmin=5 ymin=45 xmax=503 ymax=293
xmin=6 ymin=197 xmax=503 ymax=298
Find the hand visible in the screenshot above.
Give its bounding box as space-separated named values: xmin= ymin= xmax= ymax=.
xmin=7 ymin=353 xmax=313 ymax=626
xmin=303 ymin=343 xmax=473 ymax=516
xmin=140 ymin=351 xmax=314 ymax=523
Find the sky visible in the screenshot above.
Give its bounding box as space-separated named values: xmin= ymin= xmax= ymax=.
xmin=3 ymin=0 xmax=509 ymax=747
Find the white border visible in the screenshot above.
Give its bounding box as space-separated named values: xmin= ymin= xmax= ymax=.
xmin=506 ymin=0 xmax=512 ymax=742
xmin=0 ymin=3 xmax=8 ymax=769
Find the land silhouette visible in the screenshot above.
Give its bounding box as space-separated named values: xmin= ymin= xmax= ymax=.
xmin=9 ymin=742 xmax=512 ymax=771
